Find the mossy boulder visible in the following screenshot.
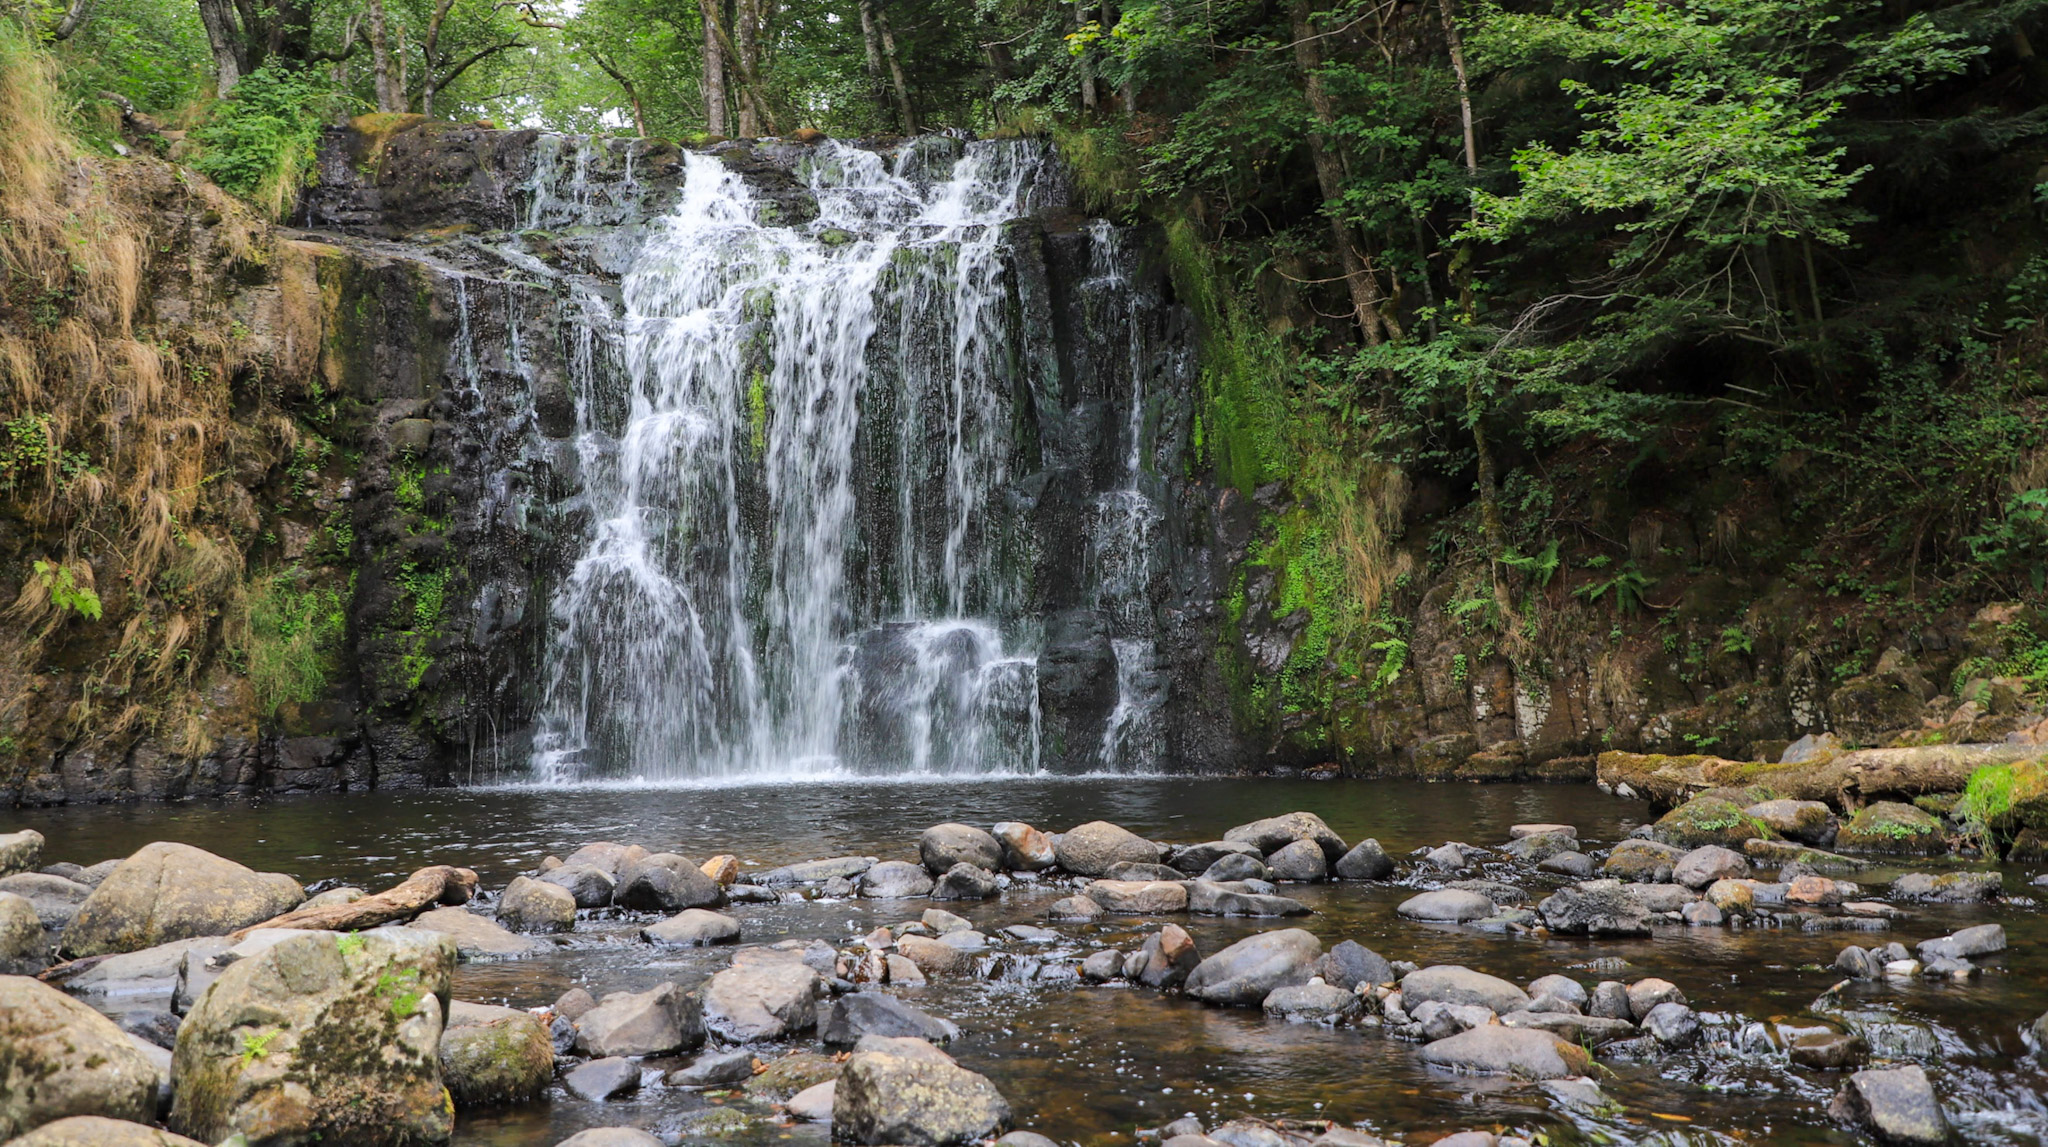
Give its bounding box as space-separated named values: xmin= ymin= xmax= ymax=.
xmin=1650 ymin=794 xmax=1777 ymax=848
xmin=0 ymin=976 xmax=159 ymax=1139
xmin=1959 ymin=756 xmax=2048 ymax=840
xmin=437 ymin=1004 xmax=552 ymax=1107
xmin=170 ymin=927 xmax=457 ymax=1146
xmin=1834 ymin=802 xmax=1948 ymax=855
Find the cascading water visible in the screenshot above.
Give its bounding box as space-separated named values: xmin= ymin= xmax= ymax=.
xmin=532 ymin=140 xmax=1078 ymax=782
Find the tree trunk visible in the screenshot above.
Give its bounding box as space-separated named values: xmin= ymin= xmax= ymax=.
xmin=1289 ymin=0 xmax=1393 ymax=346
xmin=857 ymin=0 xmax=892 ymax=127
xmin=700 ymin=0 xmax=728 ymax=136
xmin=1596 ymin=745 xmax=2041 ymax=812
xmin=230 ymin=865 xmax=481 ymax=939
xmin=47 ymin=0 xmax=92 ymax=41
xmin=1436 ymin=0 xmax=1477 ymax=174
xmin=197 ymin=0 xmax=247 ymax=94
xmin=875 ymin=3 xmax=915 ymax=133
xmin=735 ymin=0 xmax=762 ymax=136
xmin=366 ymin=0 xmax=403 ymax=112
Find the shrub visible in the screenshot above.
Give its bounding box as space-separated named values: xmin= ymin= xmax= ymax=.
xmin=192 ymin=64 xmax=335 ymax=219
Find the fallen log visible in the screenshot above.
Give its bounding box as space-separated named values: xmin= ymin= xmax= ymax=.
xmin=228 ymin=864 xmax=479 ymax=940
xmin=1598 ymin=745 xmax=2046 ymax=812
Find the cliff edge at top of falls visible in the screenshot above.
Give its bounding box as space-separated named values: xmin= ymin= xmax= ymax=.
xmin=3 ymin=114 xmax=2043 ymax=806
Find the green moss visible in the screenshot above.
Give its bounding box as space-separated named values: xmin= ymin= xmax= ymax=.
xmin=747 ymin=370 xmax=769 ymax=457
xmin=242 ymin=568 xmax=345 ymax=717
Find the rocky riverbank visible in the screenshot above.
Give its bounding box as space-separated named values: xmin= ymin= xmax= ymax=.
xmin=1 ymin=777 xmax=2041 ymax=1147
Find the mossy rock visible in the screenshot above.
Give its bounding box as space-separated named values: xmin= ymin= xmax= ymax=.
xmin=438 ymin=1015 xmax=552 ymax=1106
xmin=1835 ymin=801 xmax=1948 ymax=855
xmin=1651 ymin=795 xmax=1778 ymax=848
xmin=1912 ymin=792 xmax=1963 ymax=817
xmin=1958 ymin=756 xmax=2048 ymax=840
xmin=742 ymin=1051 xmax=842 ymax=1098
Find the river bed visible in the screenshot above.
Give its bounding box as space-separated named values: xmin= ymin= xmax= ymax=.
xmin=14 ymin=778 xmax=2048 ymax=1146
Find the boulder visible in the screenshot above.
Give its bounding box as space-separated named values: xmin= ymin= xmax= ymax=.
xmin=1080 ymin=950 xmax=1124 ymax=982
xmin=0 ymin=830 xmax=43 ymax=878
xmin=1186 ymin=882 xmax=1310 ymax=917
xmin=1624 ymin=978 xmax=1685 ymax=1020
xmin=833 ymin=1048 xmax=1010 ymax=1145
xmin=894 ymin=936 xmax=968 ymax=975
xmin=1588 ymin=981 xmax=1630 ymax=1020
xmin=0 ymin=873 xmax=93 ymax=932
xmin=1310 ymin=941 xmax=1392 ymax=991
xmin=0 ymin=893 xmax=47 ymax=973
xmin=1332 ymin=839 xmax=1394 ymax=881
xmin=1706 ymin=878 xmax=1755 ymax=913
xmin=1262 ymin=980 xmax=1360 ymax=1023
xmin=0 ymin=975 xmax=158 ymax=1138
xmin=671 ymin=1049 xmax=757 ymax=1089
xmin=931 ymin=864 xmax=999 ymax=901
xmin=860 ymin=861 xmax=936 ymax=899
xmin=562 ymin=1057 xmax=640 ymax=1101
xmin=1054 ymin=822 xmax=1161 ymax=877
xmin=1745 ymin=799 xmax=1837 ymax=845
xmin=496 ymin=876 xmax=576 ymax=934
xmin=702 ymin=951 xmax=824 ymax=1042
xmin=574 ymin=981 xmax=704 ymax=1057
xmin=1835 ymin=803 xmax=1947 ymax=855
xmin=1837 ymin=1065 xmax=1948 ymax=1146
xmin=755 ymin=857 xmax=877 ymax=886
xmin=614 ymin=853 xmax=726 ymax=911
xmin=1790 ymin=1030 xmax=1869 ymax=1070
xmin=1538 ymin=881 xmax=1651 ymax=936
xmin=1421 ymin=844 xmax=1467 ymax=871
xmin=920 ymin=825 xmax=1003 ymax=875
xmin=409 ymin=907 xmax=546 ymax=959
xmin=1502 ymin=831 xmax=1577 ymax=864
xmin=538 ymin=864 xmax=615 ymax=908
xmin=991 ymin=823 xmax=1056 ymax=871
xmin=784 ymin=1081 xmax=837 ymax=1122
xmin=1526 ymin=975 xmax=1586 ymax=1009
xmin=1167 ymin=842 xmax=1262 ymax=874
xmin=1223 ymin=812 xmax=1347 ymax=860
xmin=1127 ymin=924 xmax=1200 ymax=989
xmin=1889 ymin=871 xmax=2000 ymax=901
xmin=1046 ymin=895 xmax=1103 ymax=920
xmin=1265 ymin=840 xmax=1329 ymax=882
xmin=169 ymin=927 xmax=456 ymax=1146
xmin=1182 ymin=928 xmax=1321 ymax=1006
xmin=821 ymin=994 xmax=960 ymax=1047
xmin=745 ymin=1050 xmax=844 ymax=1098
xmin=1105 ymin=862 xmax=1186 ymax=883
xmin=1601 ymin=840 xmax=1680 ymax=883
xmin=1537 ymin=851 xmax=1597 ymax=878
xmin=1916 ymin=924 xmax=2005 ymax=961
xmin=1651 ymin=795 xmax=1771 ymax=848
xmin=1642 ymin=1002 xmax=1699 ymax=1047
xmin=1400 ymin=966 xmax=1530 ymax=1014
xmin=0 ymin=1117 xmax=208 ymax=1147
xmin=1199 ymin=854 xmax=1270 ymax=883
xmin=61 ymin=843 xmax=304 ymax=958
xmin=1672 ymin=846 xmax=1748 ymax=890
xmin=642 ymin=909 xmax=741 ymax=947
xmin=1086 ymin=880 xmax=1188 ymax=914
xmin=561 ymin=842 xmax=643 ymax=876
xmin=439 ymin=1007 xmax=553 ymax=1106
xmin=1417 ymin=1026 xmax=1593 ymax=1079
xmin=1395 ymin=890 xmax=1495 ymax=923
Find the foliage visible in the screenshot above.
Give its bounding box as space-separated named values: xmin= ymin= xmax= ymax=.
xmin=192 ymin=63 xmax=339 ymax=219
xmin=242 ymin=570 xmax=345 ymax=717
xmin=32 ymin=560 xmax=102 ymax=621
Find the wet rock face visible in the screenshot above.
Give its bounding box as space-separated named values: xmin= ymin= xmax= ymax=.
xmin=169 ymin=927 xmax=458 ymax=1147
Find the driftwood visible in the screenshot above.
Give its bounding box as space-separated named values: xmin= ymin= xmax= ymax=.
xmin=1597 ymin=745 xmax=2045 ymax=812
xmin=228 ymin=864 xmax=479 ymax=940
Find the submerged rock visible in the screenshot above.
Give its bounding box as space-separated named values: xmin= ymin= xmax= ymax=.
xmin=61 ymin=843 xmax=303 ymax=958
xmin=0 ymin=976 xmax=159 ymax=1139
xmin=169 ymin=927 xmax=456 ymax=1146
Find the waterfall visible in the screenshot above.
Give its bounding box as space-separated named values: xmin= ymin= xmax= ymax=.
xmin=533 ymin=140 xmax=1068 ymax=782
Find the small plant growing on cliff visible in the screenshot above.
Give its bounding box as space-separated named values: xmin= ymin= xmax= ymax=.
xmin=192 ymin=63 xmax=339 ymax=220
xmin=32 ymin=560 xmax=102 ymax=621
